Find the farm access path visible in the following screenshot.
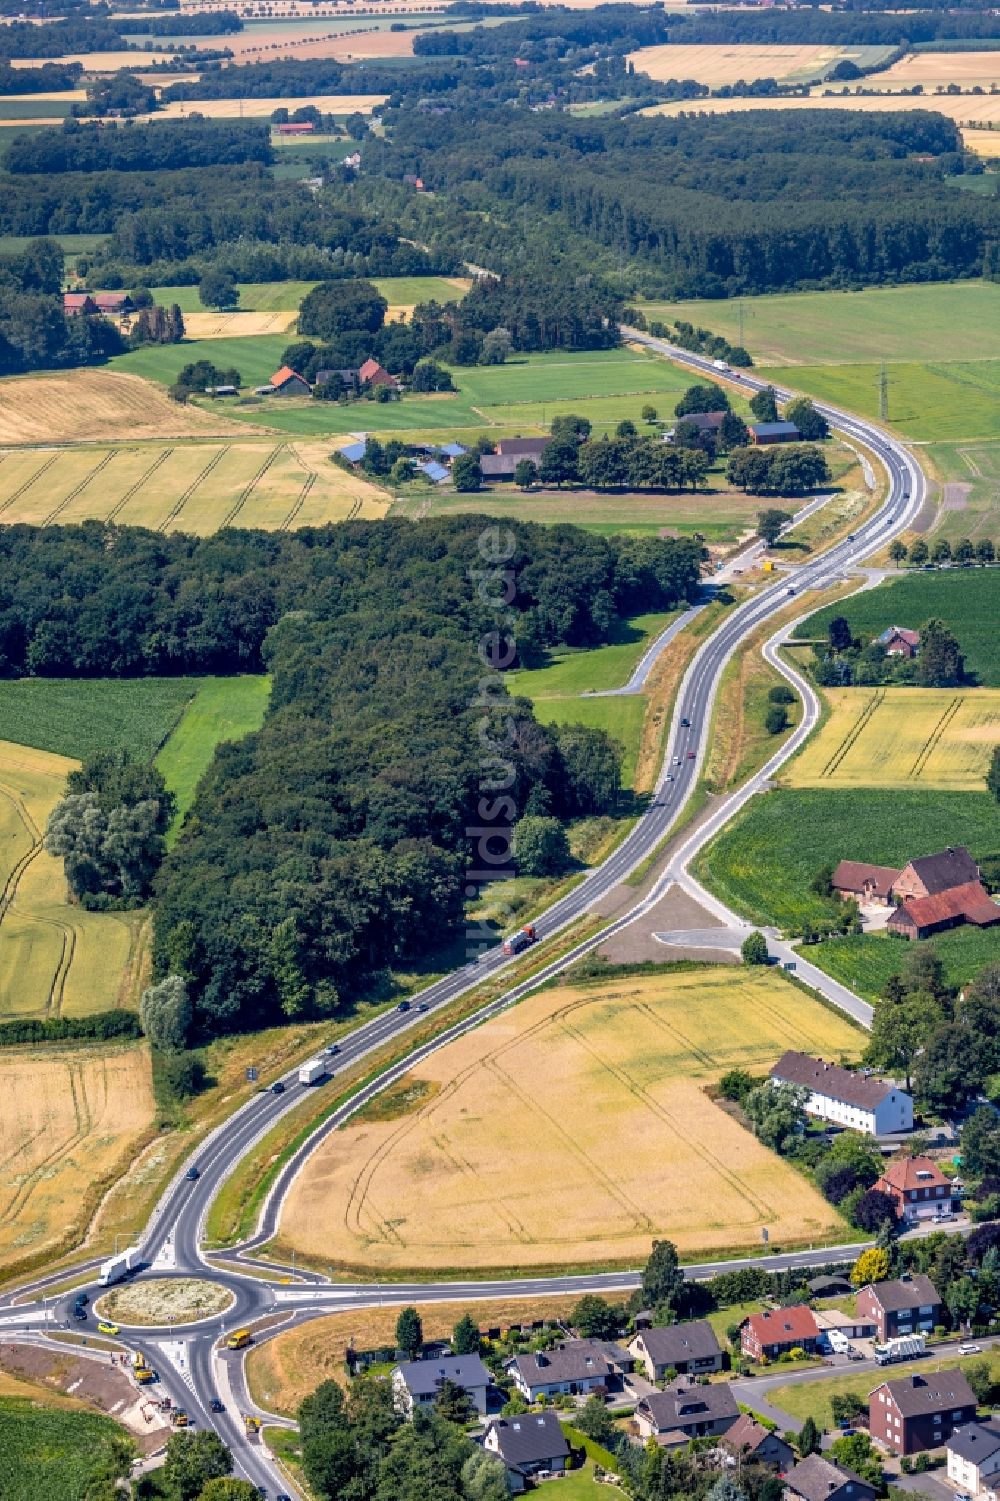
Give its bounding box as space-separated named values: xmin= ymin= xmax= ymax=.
xmin=0 ymin=341 xmax=927 ymax=1498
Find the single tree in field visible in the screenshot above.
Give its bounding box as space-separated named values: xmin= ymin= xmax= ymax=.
xmin=741 ymin=930 xmax=769 ymax=965
xmin=888 ymin=539 xmax=908 ymax=567
xmin=641 ymin=404 xmax=658 ymax=424
xmin=765 ymin=703 xmax=788 ymax=735
xmin=395 ymin=1305 xmax=423 ymax=1359
xmin=198 ymin=269 xmax=239 ymax=310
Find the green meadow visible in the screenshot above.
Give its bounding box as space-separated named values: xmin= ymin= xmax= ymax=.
xmin=111 ymin=333 xmax=290 ymax=390
xmin=510 ymin=612 xmax=678 ymax=698
xmin=758 ymin=359 xmax=1000 ymax=444
xmin=145 ymin=276 xmax=467 ymax=314
xmin=929 ymin=439 xmax=1000 ymax=545
xmin=532 ymin=693 xmax=647 ymax=789
xmin=155 ymin=675 xmax=270 ymax=837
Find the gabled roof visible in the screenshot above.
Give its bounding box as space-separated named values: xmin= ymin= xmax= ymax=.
xmin=630 ymin=1320 xmax=721 ymax=1366
xmin=393 ymin=1353 xmax=489 ymax=1397
xmin=831 ymin=860 xmax=900 ymax=899
xmin=639 ymin=1379 xmax=738 ymax=1432
xmin=889 ymin=880 xmax=1000 ymax=932
xmin=480 ymin=454 xmax=520 ymax=477
xmin=416 ymin=459 xmax=449 ymax=484
xmin=676 ymin=409 xmax=727 ymax=430
xmin=487 ymin=1412 xmax=569 ymax=1470
xmin=270 ymin=365 xmax=307 ymax=388
xmin=903 ymin=846 xmax=979 ymax=895
xmin=876 ymin=1155 xmax=950 ymax=1194
xmin=509 ymin=1340 xmax=612 ymax=1388
xmin=785 ymin=1454 xmax=875 ymax=1501
xmin=749 ymin=421 xmax=799 ymax=438
xmin=743 ymin=1304 xmax=819 ymax=1345
xmin=340 ymin=440 xmax=367 ymax=464
xmin=948 ymin=1423 xmax=1000 ymax=1464
xmin=875 ymin=1368 xmax=976 ymax=1418
xmin=721 ymin=1412 xmax=786 ymax=1455
xmin=877 ymin=626 xmax=920 ymax=647
xmin=859 ymin=1274 xmax=940 ymax=1313
xmin=770 ymin=1051 xmax=903 ymax=1111
xmin=495 ymin=437 xmax=549 ymax=457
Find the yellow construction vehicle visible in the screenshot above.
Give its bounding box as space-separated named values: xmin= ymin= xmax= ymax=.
xmin=171 ymin=1410 xmax=189 ymax=1428
xmin=244 ymin=1415 xmax=262 ymax=1436
xmin=226 ymin=1329 xmax=252 ymax=1350
xmin=134 ymin=1365 xmax=155 ymax=1385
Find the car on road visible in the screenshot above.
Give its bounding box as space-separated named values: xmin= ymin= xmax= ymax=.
xmin=954 ymin=1492 xmax=973 ymax=1501
xmin=786 ymin=586 xmax=795 ymax=595
xmin=98 ymin=1321 xmax=120 ymax=1335
xmin=397 ymin=1000 xmax=410 ymax=1013
xmin=417 ymin=1003 xmax=428 ymax=1012
xmin=270 ymin=1081 xmax=285 ymax=1095
xmin=666 ymin=773 xmax=674 ymax=781
xmin=672 ymin=756 xmax=681 ymax=765
xmin=326 ymin=1044 xmax=340 ymax=1056
xmin=185 ymin=1167 xmax=200 ymax=1181
xmin=210 ymin=1397 xmax=225 ymax=1412
xmin=959 ymin=1343 xmax=982 ymax=1355
xmin=686 ymin=750 xmax=695 ymax=759
xmin=680 ymin=716 xmax=691 ymax=728
xmin=73 ymin=1306 xmax=88 ymax=1321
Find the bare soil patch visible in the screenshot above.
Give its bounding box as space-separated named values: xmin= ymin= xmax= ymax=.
xmin=0 ymin=1341 xmax=171 ymax=1452
xmin=96 ymin=1277 xmax=235 ymax=1327
xmin=596 ymin=883 xmax=730 ymax=964
xmin=0 ymin=370 xmax=245 ymax=445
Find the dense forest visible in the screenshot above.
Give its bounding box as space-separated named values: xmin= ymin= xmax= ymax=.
xmin=0 ymin=520 xmax=701 ymax=1037
xmin=5 ymin=119 xmax=272 ymax=176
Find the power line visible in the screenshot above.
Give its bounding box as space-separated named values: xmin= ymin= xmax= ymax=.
xmin=878 ymin=361 xmax=889 ymax=422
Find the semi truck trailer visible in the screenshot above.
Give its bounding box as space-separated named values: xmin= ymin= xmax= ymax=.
xmin=298 ymin=1057 xmax=326 ymax=1086
xmin=502 ymin=924 xmax=537 ymax=956
xmin=97 ymin=1246 xmax=141 ymax=1286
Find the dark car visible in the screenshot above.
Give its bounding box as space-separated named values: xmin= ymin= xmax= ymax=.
xmin=326 ymin=1044 xmax=340 ymax=1056
xmin=397 ymin=1001 xmax=410 ymax=1013
xmin=73 ymin=1306 xmax=88 ymax=1321
xmin=680 ymin=716 xmax=691 ymax=728
xmin=209 ymin=1398 xmax=225 ymax=1413
xmin=416 ymin=1003 xmax=428 ymax=1013
xmin=74 ymin=1292 xmax=88 ymax=1307
xmin=185 ymin=1167 xmax=200 ymax=1181
xmin=271 ymin=1081 xmax=285 ymax=1095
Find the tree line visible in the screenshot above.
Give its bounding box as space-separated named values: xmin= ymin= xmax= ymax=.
xmin=5 ymin=119 xmax=273 ymax=176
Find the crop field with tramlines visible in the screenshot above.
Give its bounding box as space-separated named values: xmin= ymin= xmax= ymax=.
xmin=787 ymin=688 xmax=1000 ymax=791
xmin=0 ymin=440 xmax=388 ymax=533
xmin=0 ymin=739 xmax=141 ymax=1021
xmin=278 ymin=968 xmax=860 ymax=1274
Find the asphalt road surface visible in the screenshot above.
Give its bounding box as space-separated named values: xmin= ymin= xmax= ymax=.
xmin=1 ymin=340 xmax=927 ymax=1498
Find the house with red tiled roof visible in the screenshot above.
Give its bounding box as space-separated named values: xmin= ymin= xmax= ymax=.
xmin=887 ymin=880 xmax=1000 ymax=941
xmin=873 ymin=1155 xmax=953 ymax=1223
xmin=358 ymin=357 xmax=398 ymax=389
xmin=63 ymin=292 xmax=97 ymax=316
xmin=740 ymin=1305 xmax=820 ymax=1362
xmin=878 ymin=626 xmax=921 ymax=659
xmin=269 ymin=366 xmax=311 ymax=397
xmin=831 ymin=861 xmax=900 ymax=904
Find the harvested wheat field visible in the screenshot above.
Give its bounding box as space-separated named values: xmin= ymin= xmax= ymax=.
xmin=0 ymin=740 xmax=140 ymax=1021
xmin=0 ymin=440 xmax=389 ymax=532
xmin=151 ymin=92 xmax=387 ymax=119
xmin=626 ymin=42 xmax=841 ymax=85
xmin=786 ymin=687 xmax=1000 ymax=791
xmin=248 ymin=1294 xmax=586 ymax=1416
xmin=279 ymin=968 xmax=861 ymax=1274
xmin=868 ymin=50 xmax=1000 ymax=92
xmin=221 ymin=24 xmax=420 ymax=61
xmin=0 ymin=369 xmax=245 ymax=446
xmin=0 ymin=1043 xmax=154 ymax=1268
xmin=965 ymin=129 xmax=1000 ymax=159
xmin=182 ymin=311 xmax=298 ymax=339
xmin=642 ymin=91 xmax=1000 ymax=146
xmin=10 ymin=50 xmax=165 ymax=70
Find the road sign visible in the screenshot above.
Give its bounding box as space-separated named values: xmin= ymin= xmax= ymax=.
xmin=761 ymin=1227 xmax=769 ymax=1244
xmin=246 ymin=1067 xmax=258 ymax=1082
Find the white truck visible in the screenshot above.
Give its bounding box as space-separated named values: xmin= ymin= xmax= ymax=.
xmin=98 ymin=1246 xmax=141 ymax=1287
xmin=298 ymin=1057 xmax=326 ymax=1086
xmin=712 ymin=358 xmax=730 ymax=372
xmin=874 ymin=1334 xmax=926 ymax=1365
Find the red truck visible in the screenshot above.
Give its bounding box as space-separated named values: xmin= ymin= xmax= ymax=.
xmin=502 ymin=924 xmax=537 ymax=956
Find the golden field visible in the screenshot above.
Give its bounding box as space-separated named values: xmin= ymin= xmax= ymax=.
xmin=786 ymin=687 xmax=1000 ymax=791
xmin=248 ymin=1295 xmax=587 ymax=1416
xmin=626 ymin=42 xmax=841 ymax=86
xmin=0 ymin=440 xmax=389 ymax=532
xmin=181 ymin=310 xmax=298 ymax=340
xmin=10 ymin=50 xmax=165 ymax=70
xmin=279 ymin=968 xmax=861 ymax=1274
xmin=0 ymin=1042 xmax=155 ymax=1268
xmin=151 ymin=93 xmax=388 ymax=119
xmin=867 ymin=50 xmax=1000 ymax=92
xmin=0 ymin=369 xmax=244 ymax=446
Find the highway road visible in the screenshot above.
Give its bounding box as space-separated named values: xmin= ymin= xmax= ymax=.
xmin=2 ymin=340 xmax=928 ymax=1499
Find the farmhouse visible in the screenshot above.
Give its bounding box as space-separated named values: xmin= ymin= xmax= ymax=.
xmin=749 ymin=421 xmax=799 ymax=445
xmin=784 ymin=1455 xmax=877 ymax=1501
xmin=947 ymin=1423 xmax=1000 ymax=1496
xmin=63 ymin=292 xmax=98 ymax=316
xmin=507 ymin=1340 xmax=627 ymax=1401
xmin=634 ymin=1379 xmax=739 ymax=1443
xmin=721 ymin=1414 xmax=795 ymax=1471
xmin=481 ymin=454 xmax=521 ymax=481
xmin=887 ymin=880 xmax=1000 ymax=941
xmin=315 ymin=367 xmax=361 ymax=393
xmin=855 ymin=1274 xmax=942 ymax=1343
xmin=495 ymin=437 xmax=550 ymax=458
xmin=894 ymin=846 xmax=981 ymax=902
xmin=277 ymin=121 xmax=314 ymax=134
xmin=269 ymin=366 xmax=311 ymax=398
xmin=769 ymin=1051 xmax=913 ymax=1135
xmin=628 ymin=1320 xmax=723 ymax=1381
xmin=741 ymin=1304 xmax=820 ymax=1361
xmin=878 ymin=626 xmax=921 ymax=659
xmin=872 ymin=1155 xmax=953 ymax=1223
xmin=483 ymin=1413 xmax=570 ymax=1492
xmin=831 ymin=861 xmax=901 ymax=904
xmin=391 ymin=1353 xmax=490 ymax=1418
xmin=359 ymin=357 xmax=398 ymax=390
xmin=869 ymin=1369 xmax=977 ymax=1456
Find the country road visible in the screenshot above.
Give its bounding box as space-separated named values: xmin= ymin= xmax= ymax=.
xmin=0 ymin=339 xmax=927 ymax=1498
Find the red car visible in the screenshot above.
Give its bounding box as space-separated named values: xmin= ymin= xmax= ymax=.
xmin=686 ymin=750 xmax=696 ymax=759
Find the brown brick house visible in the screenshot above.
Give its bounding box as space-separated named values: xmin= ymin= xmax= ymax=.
xmin=869 ymin=1369 xmax=977 ymax=1456
xmin=831 ymin=861 xmax=900 ymax=903
xmin=855 ymin=1275 xmax=942 ymax=1342
xmin=873 ymin=1156 xmax=952 ymax=1223
xmin=887 ymin=881 xmax=1000 ymax=941
xmin=893 ymin=847 xmax=980 ymax=902
xmin=741 ymin=1305 xmax=820 ymax=1362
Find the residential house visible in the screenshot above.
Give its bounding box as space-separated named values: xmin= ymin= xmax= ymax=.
xmin=872 ymin=1156 xmax=953 ymax=1223
xmin=63 ymin=292 xmax=97 ymax=316
xmin=339 ymin=439 xmax=368 ymax=465
xmin=507 ymin=1340 xmax=617 ymax=1402
xmin=784 ymin=1454 xmax=877 ymax=1501
xmin=634 ymin=1379 xmax=739 ymax=1443
xmin=495 ymin=437 xmax=550 ymax=459
xmin=740 ymin=1305 xmax=820 ymax=1362
xmin=831 ymin=861 xmax=901 ymax=904
xmin=893 ymin=847 xmax=981 ymax=903
xmin=748 ymin=421 xmax=799 ymax=445
xmin=628 ymin=1320 xmax=723 ymax=1381
xmin=877 ymin=626 xmax=921 ymax=659
xmin=359 ymin=357 xmax=398 ymax=390
xmin=269 ymin=366 xmax=311 ymax=397
xmin=721 ymin=1413 xmax=795 ymax=1471
xmin=315 ymin=367 xmax=360 ymax=393
xmin=855 ymin=1275 xmax=943 ymax=1343
xmin=813 ymin=1308 xmax=877 ymax=1345
xmin=676 ymin=410 xmax=727 ymax=432
xmin=391 ymin=1354 xmax=490 ymax=1418
xmin=887 ymin=881 xmax=1000 ymax=941
xmin=93 ymin=292 xmax=133 ymax=316
xmin=483 ymin=1413 xmax=570 ymax=1493
xmin=869 ymin=1369 xmax=977 ymax=1456
xmin=769 ymin=1051 xmax=913 ymax=1136
xmin=947 ymin=1423 xmax=1000 ymax=1496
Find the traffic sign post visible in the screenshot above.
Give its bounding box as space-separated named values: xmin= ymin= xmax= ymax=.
xmin=246 ymin=1067 xmax=258 ymax=1083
